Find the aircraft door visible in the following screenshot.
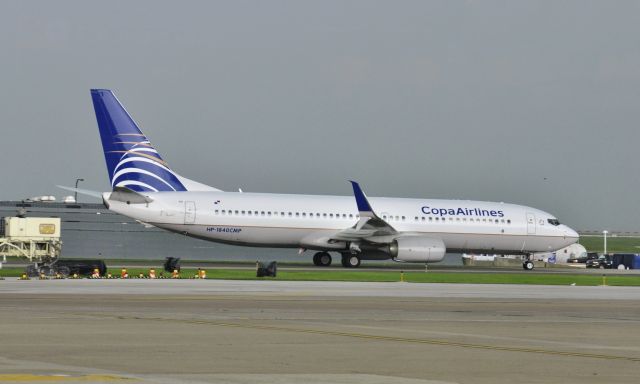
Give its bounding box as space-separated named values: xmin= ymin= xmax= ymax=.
xmin=526 ymin=212 xmax=536 ymax=234
xmin=184 ymin=201 xmax=196 ymax=224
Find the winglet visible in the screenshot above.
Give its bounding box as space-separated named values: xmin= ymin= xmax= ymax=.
xmin=350 ymin=181 xmax=373 ymax=213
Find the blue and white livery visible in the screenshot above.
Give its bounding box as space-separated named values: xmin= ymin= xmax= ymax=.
xmin=65 ymin=89 xmax=580 ymax=270
xmin=91 ymin=89 xmax=218 ymax=193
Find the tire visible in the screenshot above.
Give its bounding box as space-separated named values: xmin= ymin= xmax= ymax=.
xmin=346 ymin=255 xmax=361 ymax=268
xmin=317 ymin=252 xmax=332 ymax=267
xmin=341 ymin=254 xmax=350 ymax=268
xmin=312 ymin=252 xmax=322 ymax=266
xmin=523 ymin=261 xmax=534 ymax=271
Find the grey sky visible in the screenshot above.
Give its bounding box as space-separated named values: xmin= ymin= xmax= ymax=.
xmin=1 ymin=1 xmax=639 ymax=231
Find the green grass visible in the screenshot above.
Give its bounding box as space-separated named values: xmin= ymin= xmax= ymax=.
xmin=579 ymin=236 xmax=640 ymax=253
xmin=2 ymin=267 xmax=639 ymax=286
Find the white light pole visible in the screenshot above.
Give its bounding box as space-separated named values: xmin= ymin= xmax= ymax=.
xmin=602 ymin=230 xmax=608 ymax=255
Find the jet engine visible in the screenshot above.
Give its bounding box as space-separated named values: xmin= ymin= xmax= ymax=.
xmin=389 ymin=236 xmax=446 ymax=263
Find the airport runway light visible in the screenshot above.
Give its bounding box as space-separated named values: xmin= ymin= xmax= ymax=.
xmin=74 ymin=178 xmax=84 ymax=203
xmin=603 ymin=230 xmax=609 ymax=255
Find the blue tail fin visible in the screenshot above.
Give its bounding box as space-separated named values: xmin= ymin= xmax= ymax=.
xmin=91 ymin=89 xmax=188 ymax=192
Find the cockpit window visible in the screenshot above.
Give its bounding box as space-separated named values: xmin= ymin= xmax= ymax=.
xmin=547 ymin=219 xmax=560 ymax=226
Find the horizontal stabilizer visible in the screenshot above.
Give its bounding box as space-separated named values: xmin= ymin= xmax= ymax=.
xmin=108 ymin=186 xmax=154 ymax=204
xmin=56 ymin=185 xmax=103 ymax=199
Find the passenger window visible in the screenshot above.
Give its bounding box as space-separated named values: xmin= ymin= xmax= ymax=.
xmin=261 ymin=211 xmax=265 ymax=216
xmin=215 ymin=210 xmax=219 ymax=214
xmin=295 ymin=212 xmax=300 ymax=217
xmin=349 ymin=214 xmax=353 ymax=218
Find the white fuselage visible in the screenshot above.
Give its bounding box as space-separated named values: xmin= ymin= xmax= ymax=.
xmin=104 ymin=191 xmax=579 ymax=258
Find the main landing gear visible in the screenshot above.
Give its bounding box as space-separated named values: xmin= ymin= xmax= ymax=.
xmin=312 ymin=252 xmax=361 ymax=268
xmin=313 ymin=251 xmax=332 ymax=267
xmin=341 ymin=253 xmax=361 ymax=268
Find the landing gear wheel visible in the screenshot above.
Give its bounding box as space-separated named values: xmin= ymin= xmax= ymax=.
xmin=313 ymin=252 xmax=332 ymax=267
xmin=341 ymin=254 xmax=350 ymax=268
xmin=342 ymin=254 xmax=361 ymax=268
xmin=313 ymin=252 xmax=321 ymax=266
xmin=523 ymin=261 xmax=534 ymax=271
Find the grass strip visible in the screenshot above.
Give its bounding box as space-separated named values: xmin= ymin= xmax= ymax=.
xmin=1 ymin=267 xmax=639 ymax=286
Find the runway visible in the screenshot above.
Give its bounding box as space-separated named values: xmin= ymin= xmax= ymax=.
xmin=1 ymin=280 xmax=639 ymax=383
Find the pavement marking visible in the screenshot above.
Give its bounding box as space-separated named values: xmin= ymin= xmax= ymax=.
xmin=0 ymin=374 xmax=135 ymax=382
xmin=86 ymin=313 xmax=640 ymax=363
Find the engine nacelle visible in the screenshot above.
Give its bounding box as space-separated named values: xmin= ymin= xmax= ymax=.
xmin=389 ymin=236 xmax=446 ymax=263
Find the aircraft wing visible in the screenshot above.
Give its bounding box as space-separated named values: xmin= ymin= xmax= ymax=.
xmin=333 ymin=181 xmax=397 ymax=241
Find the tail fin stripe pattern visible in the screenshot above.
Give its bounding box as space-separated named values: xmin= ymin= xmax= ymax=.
xmin=92 ymin=89 xmax=220 ymax=193
xmin=91 ymin=88 xmax=187 ymax=193
xmin=112 ymin=171 xmax=176 ymax=192
xmin=109 ymin=150 xmax=166 ymax=164
xmin=112 ymin=142 xmax=154 ymax=146
xmin=115 ymin=180 xmax=159 ymax=192
xmin=112 ymin=168 xmax=177 ymax=191
xmin=112 ymin=157 xmax=174 ymax=175
xmin=111 ymin=162 xmax=178 ymax=191
xmin=111 ymin=159 xmax=183 ymax=190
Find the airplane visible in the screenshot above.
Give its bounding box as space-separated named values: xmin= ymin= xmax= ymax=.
xmin=62 ymin=89 xmax=579 ymax=270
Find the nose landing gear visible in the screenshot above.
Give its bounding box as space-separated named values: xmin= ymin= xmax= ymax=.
xmin=522 ymin=257 xmax=535 ymax=271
